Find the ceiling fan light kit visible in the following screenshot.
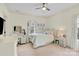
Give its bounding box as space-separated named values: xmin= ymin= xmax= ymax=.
xmin=42 ymin=7 xmax=47 ymax=10
xmin=36 ymin=3 xmax=50 ymax=11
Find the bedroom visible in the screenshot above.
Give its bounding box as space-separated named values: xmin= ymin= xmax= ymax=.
xmin=0 ymin=3 xmax=79 ymax=56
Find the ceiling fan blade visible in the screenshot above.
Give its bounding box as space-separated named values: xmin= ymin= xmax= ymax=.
xmin=36 ymin=3 xmax=50 ymax=11
xmin=36 ymin=7 xmax=41 ymax=9
xmin=47 ymin=8 xmax=50 ymax=11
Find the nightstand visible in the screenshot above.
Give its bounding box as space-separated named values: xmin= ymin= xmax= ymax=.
xmin=58 ymin=37 xmax=66 ymax=47
xmin=53 ymin=39 xmax=59 ymax=45
xmin=18 ymin=34 xmax=27 ymax=45
xmin=53 ymin=37 xmax=66 ymax=47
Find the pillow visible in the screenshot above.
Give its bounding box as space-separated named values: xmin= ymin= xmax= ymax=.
xmin=33 ymin=34 xmax=54 ymax=48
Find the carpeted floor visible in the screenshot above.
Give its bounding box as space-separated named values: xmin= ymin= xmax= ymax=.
xmin=17 ymin=43 xmax=79 ymax=56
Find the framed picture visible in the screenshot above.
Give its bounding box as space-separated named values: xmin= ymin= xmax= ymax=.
xmin=14 ymin=26 xmax=22 ymax=33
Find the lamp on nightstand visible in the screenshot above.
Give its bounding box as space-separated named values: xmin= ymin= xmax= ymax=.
xmin=56 ymin=28 xmax=66 ymax=47
xmin=57 ymin=28 xmax=65 ymax=37
xmin=54 ymin=27 xmax=66 ymax=47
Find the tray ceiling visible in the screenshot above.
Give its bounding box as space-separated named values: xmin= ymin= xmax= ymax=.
xmin=5 ymin=3 xmax=77 ymax=16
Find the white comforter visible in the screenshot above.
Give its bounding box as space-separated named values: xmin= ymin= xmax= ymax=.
xmin=30 ymin=34 xmax=54 ymax=48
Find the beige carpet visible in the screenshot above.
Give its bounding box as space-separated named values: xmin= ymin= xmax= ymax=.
xmin=17 ymin=43 xmax=79 ymax=56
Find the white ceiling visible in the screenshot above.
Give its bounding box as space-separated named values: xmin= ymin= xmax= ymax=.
xmin=5 ymin=3 xmax=77 ymax=16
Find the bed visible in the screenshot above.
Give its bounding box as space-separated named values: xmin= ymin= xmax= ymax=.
xmin=29 ymin=33 xmax=54 ymax=48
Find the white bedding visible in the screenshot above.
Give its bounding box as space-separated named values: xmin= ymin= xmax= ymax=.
xmin=30 ymin=34 xmax=54 ymax=48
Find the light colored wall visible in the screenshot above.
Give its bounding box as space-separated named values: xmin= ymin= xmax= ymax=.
xmin=8 ymin=11 xmax=48 ymax=35
xmin=0 ymin=4 xmax=11 ymax=36
xmin=48 ymin=4 xmax=79 ymax=48
xmin=0 ymin=4 xmax=17 ymax=55
xmin=0 ymin=36 xmax=17 ymax=56
xmin=0 ymin=4 xmax=49 ymax=36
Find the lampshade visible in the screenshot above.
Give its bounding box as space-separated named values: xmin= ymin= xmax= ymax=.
xmin=57 ymin=28 xmax=65 ymax=37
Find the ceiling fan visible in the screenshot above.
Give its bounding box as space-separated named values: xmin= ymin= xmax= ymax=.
xmin=36 ymin=3 xmax=50 ymax=11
